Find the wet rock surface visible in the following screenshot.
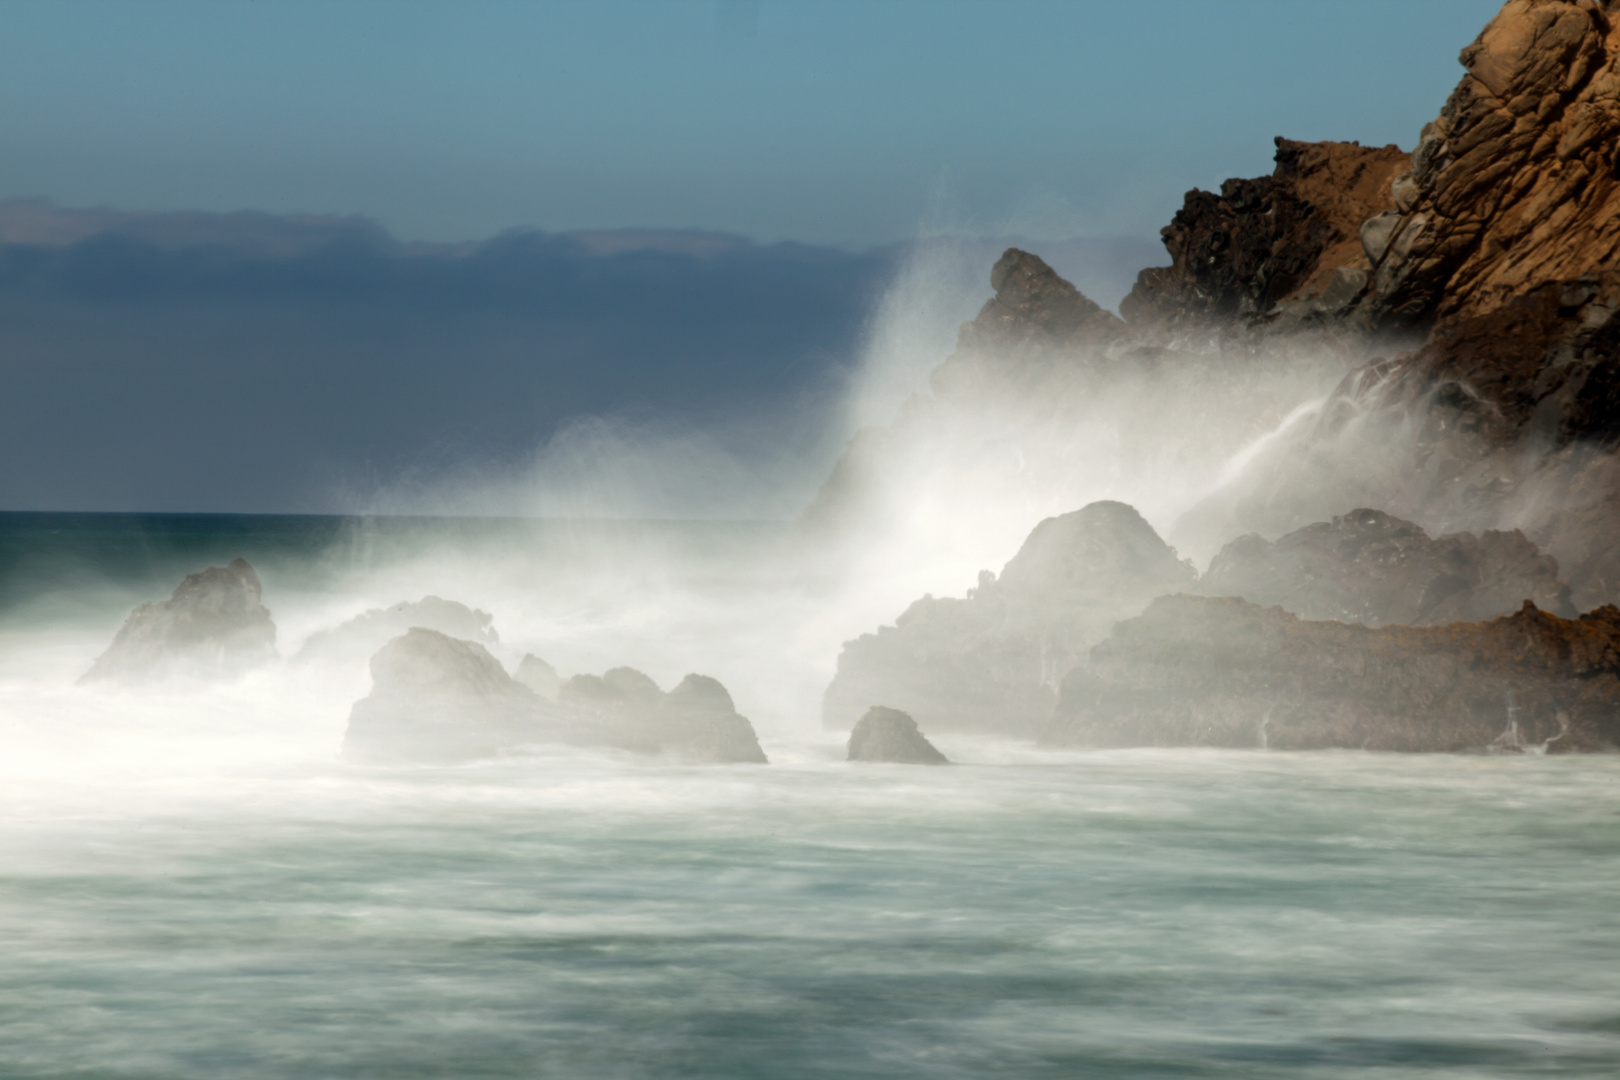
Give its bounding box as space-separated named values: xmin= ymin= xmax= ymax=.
xmin=1044 ymin=594 xmax=1620 ymax=753
xmin=1198 ymin=508 xmax=1575 ymax=626
xmin=846 ymin=706 xmax=948 ymax=764
xmin=82 ymin=557 xmax=277 ymax=683
xmin=823 ymin=501 xmax=1196 ymax=737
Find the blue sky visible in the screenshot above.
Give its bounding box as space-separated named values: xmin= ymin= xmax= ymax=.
xmin=0 ymin=0 xmax=1503 ymax=245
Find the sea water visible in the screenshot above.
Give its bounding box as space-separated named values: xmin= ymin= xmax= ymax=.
xmin=2 ymin=514 xmax=1617 ymax=1079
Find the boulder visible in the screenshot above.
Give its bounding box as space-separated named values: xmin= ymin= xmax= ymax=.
xmin=513 ymin=653 xmax=563 ymax=699
xmin=1044 ymin=594 xmax=1620 ymax=753
xmin=342 ymin=628 xmax=566 ymax=764
xmin=297 ymin=595 xmax=497 ymax=663
xmin=847 ymin=706 xmax=948 ymax=764
xmin=823 ymin=501 xmax=1197 ymax=737
xmin=346 ymin=643 xmax=769 ymax=765
xmin=1198 ymin=508 xmax=1575 ymax=626
xmin=81 ymin=557 xmax=277 ymax=683
xmin=561 ymin=667 xmax=769 ymax=763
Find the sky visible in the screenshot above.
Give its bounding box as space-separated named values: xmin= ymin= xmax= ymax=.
xmin=0 ymin=0 xmax=1503 ymax=245
xmin=0 ymin=0 xmax=1509 ymax=514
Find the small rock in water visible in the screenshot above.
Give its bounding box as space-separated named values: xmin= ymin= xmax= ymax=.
xmin=847 ymin=707 xmax=948 ymax=765
xmin=81 ymin=557 xmax=277 ymax=683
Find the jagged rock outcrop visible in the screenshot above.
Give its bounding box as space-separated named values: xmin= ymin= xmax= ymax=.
xmin=1044 ymin=594 xmax=1620 ymax=752
xmin=345 ymin=639 xmax=769 ymax=765
xmin=343 ymin=629 xmax=561 ymax=764
xmin=1121 ymin=138 xmax=1410 ymax=334
xmin=297 ymin=596 xmax=497 ymax=662
xmin=1199 ymin=508 xmax=1575 ymax=625
xmin=846 ymin=706 xmax=949 ymax=764
xmin=952 ymin=248 xmax=1127 ymax=358
xmin=81 ymin=557 xmax=277 ymax=683
xmin=514 ymin=653 xmax=563 ymax=699
xmin=822 ymin=501 xmax=1196 ymax=737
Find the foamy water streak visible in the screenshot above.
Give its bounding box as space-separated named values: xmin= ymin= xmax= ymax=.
xmin=1 ymin=747 xmax=1617 ymax=1079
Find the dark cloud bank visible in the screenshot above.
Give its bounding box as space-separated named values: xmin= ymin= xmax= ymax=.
xmin=0 ymin=200 xmax=1156 ymax=513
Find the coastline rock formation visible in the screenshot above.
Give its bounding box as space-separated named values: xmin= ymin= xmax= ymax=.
xmin=846 ymin=706 xmax=949 ymax=764
xmin=514 ymin=653 xmax=563 ymax=699
xmin=1198 ymin=508 xmax=1576 ymax=625
xmin=1044 ymin=594 xmax=1620 ymax=753
xmin=297 ymin=596 xmax=497 ymax=663
xmin=344 ymin=636 xmax=768 ymax=765
xmin=823 ymin=501 xmax=1195 ymax=737
xmin=343 ymin=628 xmax=557 ymax=764
xmin=81 ymin=557 xmax=277 ymax=683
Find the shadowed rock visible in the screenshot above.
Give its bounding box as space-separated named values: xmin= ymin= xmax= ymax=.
xmin=297 ymin=596 xmax=497 ymax=663
xmin=847 ymin=707 xmax=948 ymax=764
xmin=81 ymin=557 xmax=277 ymax=683
xmin=823 ymin=501 xmax=1196 ymax=737
xmin=1044 ymin=594 xmax=1620 ymax=753
xmin=1198 ymin=508 xmax=1575 ymax=626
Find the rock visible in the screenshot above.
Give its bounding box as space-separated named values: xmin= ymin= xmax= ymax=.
xmin=847 ymin=706 xmax=949 ymax=764
xmin=297 ymin=595 xmax=497 ymax=662
xmin=345 ymin=638 xmax=767 ymax=765
xmin=342 ymin=628 xmax=567 ymax=764
xmin=513 ymin=653 xmax=563 ymax=699
xmin=1198 ymin=508 xmax=1575 ymax=626
xmin=560 ymin=666 xmax=769 ymax=763
xmin=1044 ymin=594 xmax=1620 ymax=753
xmin=823 ymin=501 xmax=1197 ymax=737
xmin=1119 ymin=138 xmax=1409 ymax=333
xmin=81 ymin=557 xmax=277 ymax=683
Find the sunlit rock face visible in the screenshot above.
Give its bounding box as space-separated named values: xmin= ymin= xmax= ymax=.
xmin=345 ymin=642 xmax=770 ymax=766
xmin=822 ymin=501 xmax=1196 ymax=738
xmin=297 ymin=596 xmax=497 ymax=663
xmin=1044 ymin=594 xmax=1620 ymax=753
xmin=1198 ymin=508 xmax=1576 ymax=626
xmin=343 ymin=628 xmax=559 ymax=765
xmin=80 ymin=557 xmax=277 ymax=683
xmin=846 ymin=707 xmax=948 ymax=765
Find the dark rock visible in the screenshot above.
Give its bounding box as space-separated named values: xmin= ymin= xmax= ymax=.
xmin=513 ymin=653 xmax=563 ymax=699
xmin=297 ymin=595 xmax=497 ymax=663
xmin=1198 ymin=508 xmax=1575 ymax=625
xmin=81 ymin=557 xmax=276 ymax=683
xmin=1044 ymin=594 xmax=1620 ymax=753
xmin=823 ymin=501 xmax=1196 ymax=737
xmin=847 ymin=706 xmax=948 ymax=764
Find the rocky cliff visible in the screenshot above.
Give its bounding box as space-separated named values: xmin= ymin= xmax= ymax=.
xmin=1044 ymin=594 xmax=1620 ymax=753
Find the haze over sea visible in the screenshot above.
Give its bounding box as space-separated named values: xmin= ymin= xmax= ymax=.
xmin=2 ymin=513 xmax=1618 ymax=1079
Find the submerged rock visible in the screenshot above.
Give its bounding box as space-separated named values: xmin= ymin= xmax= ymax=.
xmin=297 ymin=596 xmax=497 ymax=663
xmin=1198 ymin=508 xmax=1575 ymax=626
xmin=346 ymin=642 xmax=768 ymax=765
xmin=847 ymin=707 xmax=948 ymax=764
xmin=1044 ymin=594 xmax=1620 ymax=753
xmin=823 ymin=501 xmax=1196 ymax=737
xmin=81 ymin=557 xmax=277 ymax=683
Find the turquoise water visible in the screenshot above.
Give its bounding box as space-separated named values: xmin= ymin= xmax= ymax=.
xmin=1 ymin=515 xmax=1617 ymax=1078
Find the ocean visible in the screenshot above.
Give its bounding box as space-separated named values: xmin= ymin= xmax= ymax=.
xmin=1 ymin=513 xmax=1617 ymax=1079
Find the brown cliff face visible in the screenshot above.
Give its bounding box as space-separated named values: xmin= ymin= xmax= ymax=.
xmin=1045 ymin=594 xmax=1620 ymax=752
xmin=955 ymin=248 xmax=1127 ymax=356
xmin=1364 ymin=0 xmax=1620 ymax=326
xmin=1119 ymin=139 xmax=1409 ymax=332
